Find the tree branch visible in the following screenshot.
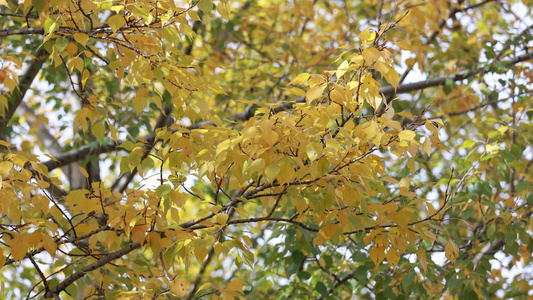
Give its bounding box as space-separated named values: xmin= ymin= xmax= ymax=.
xmin=19 ymin=102 xmax=86 ymax=189
xmin=0 ymin=27 xmax=45 ymax=37
xmin=43 ymin=242 xmax=141 ymax=299
xmin=38 ymin=52 xmax=533 ymax=172
xmin=315 ymin=270 xmax=356 ymax=300
xmin=0 ymin=47 xmax=49 ymax=137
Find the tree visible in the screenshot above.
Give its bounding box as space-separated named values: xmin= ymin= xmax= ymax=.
xmin=0 ymin=0 xmax=532 ymax=298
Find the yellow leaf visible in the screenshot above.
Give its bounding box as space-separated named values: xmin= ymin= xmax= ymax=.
xmin=0 ymin=251 xmax=5 ymax=269
xmin=306 ymin=85 xmax=324 ymax=102
xmin=384 ymin=68 xmax=399 ymax=90
xmin=417 ymin=247 xmax=427 ymax=273
xmin=169 ymin=278 xmax=191 ymax=298
xmin=285 ymin=87 xmax=306 ymax=97
xmin=81 ymin=69 xmax=90 ymax=89
xmin=198 ymin=0 xmax=211 ymax=14
xmin=132 ymin=97 xmax=147 ymax=115
xmin=306 ymin=142 xmax=320 ymax=161
xmin=10 ymin=234 xmax=28 ymax=262
xmin=392 ymin=236 xmax=407 ymax=253
xmin=423 ymin=138 xmax=431 ymax=155
xmin=386 ymin=247 xmax=400 ymax=268
xmin=188 ymin=10 xmax=200 ymax=21
xmin=216 ymin=214 xmax=228 ymax=225
xmin=228 ymin=278 xmax=247 ymax=291
xmin=360 ymin=29 xmax=376 ymax=42
xmin=369 ymin=244 xmax=386 ymax=266
xmin=395 ymin=209 xmax=410 ymax=229
xmin=66 ymin=43 xmax=77 ymax=56
xmin=398 ymin=130 xmax=416 ymax=141
xmin=73 ymin=33 xmax=89 ymax=47
xmin=197 ymin=282 xmax=212 ymax=292
xmin=430 ymin=135 xmax=448 ymax=150
xmin=296 ymin=197 xmax=308 ymax=215
xmin=336 ymin=60 xmax=349 ymax=80
xmin=397 ymin=111 xmax=415 ymax=118
xmin=374 ymin=61 xmax=389 ymax=76
xmin=242 ymin=235 xmax=253 ymax=247
xmin=217 ymin=1 xmax=230 ymax=18
xmin=132 ymin=6 xmax=150 ymax=20
xmin=445 ymin=241 xmax=459 ymax=264
xmin=362 ymin=47 xmax=381 ymax=65
xmin=426 ymin=202 xmax=436 ymax=215
xmin=24 ymin=231 xmax=43 ymax=248
xmin=308 ymin=76 xmax=325 ymax=88
xmin=422 ymin=229 xmax=436 ymax=242
xmin=367 ymin=95 xmax=382 ymax=111
xmin=351 ymin=55 xmax=364 ymax=65
xmin=264 ymin=163 xmax=280 ymax=181
xmin=91 ymin=122 xmax=105 ymax=142
xmin=290 ymin=73 xmax=310 ymax=85
xmin=498 ymin=125 xmax=508 ymax=134
xmin=313 ymin=235 xmax=324 ymax=247
xmin=319 ymin=223 xmax=337 ymax=240
xmin=111 ymin=5 xmax=123 ymax=13
xmin=247 ymin=158 xmax=265 ymax=175
xmin=407 ymin=158 xmax=415 ymax=175
xmin=44 ymin=18 xmax=58 ymax=35
xmin=107 ymin=14 xmax=126 ymax=33
xmin=0 ymin=161 xmax=13 ymax=178
xmin=77 ymin=165 xmax=89 ymax=178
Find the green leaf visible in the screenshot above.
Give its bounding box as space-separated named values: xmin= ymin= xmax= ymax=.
xmin=33 ymin=0 xmax=46 ymax=13
xmin=141 ymin=157 xmax=155 ymax=174
xmin=315 ymin=282 xmax=328 ymax=296
xmin=119 ymin=140 xmax=135 ymax=151
xmin=44 ymin=19 xmax=58 ymax=35
xmin=91 ymin=122 xmax=105 ymax=142
xmin=242 ymin=249 xmax=254 ymax=268
xmin=527 ymin=193 xmax=533 ymax=205
xmin=156 ymin=184 xmax=172 ymax=198
xmin=198 ymin=0 xmax=211 ymax=14
xmin=459 ymin=140 xmax=476 ymax=148
xmin=516 ymin=181 xmax=530 ymax=194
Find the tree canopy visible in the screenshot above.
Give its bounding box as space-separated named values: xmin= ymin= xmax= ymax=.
xmin=0 ymin=0 xmax=532 ymax=298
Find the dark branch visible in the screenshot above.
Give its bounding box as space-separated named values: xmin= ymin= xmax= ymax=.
xmin=0 ymin=27 xmax=45 ymax=37
xmin=44 ymin=242 xmax=141 ymax=298
xmin=316 ymin=270 xmax=356 ymax=300
xmin=0 ymin=47 xmax=49 ymax=137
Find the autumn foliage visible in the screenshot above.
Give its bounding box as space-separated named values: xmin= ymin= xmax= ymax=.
xmin=0 ymin=0 xmax=532 ymax=299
